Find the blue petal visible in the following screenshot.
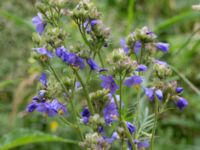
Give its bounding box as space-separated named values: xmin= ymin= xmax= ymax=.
xmin=123 ymin=75 xmax=143 ymax=87
xmin=155 ymin=42 xmax=169 ymax=53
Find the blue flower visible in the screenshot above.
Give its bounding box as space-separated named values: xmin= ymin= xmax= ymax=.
xmin=144 ymin=88 xmax=154 ymax=101
xmin=27 ymin=101 xmax=38 ymax=112
xmin=81 ymin=107 xmax=90 ymax=124
xmin=34 ymin=47 xmax=53 ymax=58
xmin=51 ymin=99 xmax=67 ymax=115
xmin=103 ymin=99 xmax=119 ymax=126
xmin=100 ymin=75 xmax=119 ymax=94
xmin=123 ymin=75 xmax=143 ymax=87
xmin=32 ymin=13 xmax=46 ymax=34
xmin=155 ymin=89 xmax=163 ymax=101
xmin=120 ymin=38 xmax=129 ymax=54
xmin=155 ymin=42 xmax=169 ymax=53
xmin=90 ymin=19 xmax=102 ymax=26
xmin=155 ymin=60 xmax=168 ymax=66
xmin=176 ymin=87 xmax=184 ymax=94
xmin=87 ymin=58 xmax=100 ymax=71
xmin=126 ymin=122 xmax=136 ymax=134
xmin=40 ymin=73 xmax=47 ymax=87
xmin=136 ymin=64 xmax=147 ymax=72
xmin=145 ymin=88 xmax=163 ymax=101
xmin=175 ymin=97 xmax=188 ymax=110
xmin=134 ymin=41 xmax=142 ymax=55
xmin=137 ymin=140 xmax=150 ymax=150
xmin=36 ymin=102 xmax=58 ymax=117
xmin=105 ymin=131 xmax=119 ymax=144
xmin=56 ymin=47 xmax=85 ymax=69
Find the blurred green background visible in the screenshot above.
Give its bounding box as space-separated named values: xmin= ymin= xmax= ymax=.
xmin=0 ymin=0 xmax=200 ymax=149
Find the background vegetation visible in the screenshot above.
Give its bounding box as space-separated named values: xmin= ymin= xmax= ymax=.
xmin=0 ymin=0 xmax=200 ymax=149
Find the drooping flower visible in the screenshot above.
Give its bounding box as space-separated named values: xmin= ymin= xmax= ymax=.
xmin=155 ymin=42 xmax=169 ymax=53
xmin=105 ymin=131 xmax=119 ymax=144
xmin=40 ymin=72 xmax=47 ymax=87
xmin=50 ymin=99 xmax=67 ymax=115
xmin=136 ymin=64 xmax=148 ymax=72
xmin=144 ymin=88 xmax=154 ymax=101
xmin=87 ymin=58 xmax=100 ymax=71
xmin=155 ymin=89 xmax=163 ymax=101
xmin=123 ymin=75 xmax=143 ymax=87
xmin=134 ymin=41 xmax=142 ymax=55
xmin=81 ymin=107 xmax=90 ymax=124
xmin=126 ymin=122 xmax=136 ymax=134
xmin=32 ymin=13 xmax=46 ymax=34
xmin=103 ymin=99 xmax=119 ymax=126
xmin=27 ymin=101 xmax=38 ymax=112
xmin=90 ymin=19 xmax=102 ymax=26
xmin=176 ymin=87 xmax=184 ymax=94
xmin=34 ymin=47 xmax=53 ymax=58
xmin=137 ymin=140 xmax=150 ymax=150
xmin=175 ymin=97 xmax=188 ymax=110
xmin=120 ymin=38 xmax=129 ymax=54
xmin=100 ymin=75 xmax=119 ymax=94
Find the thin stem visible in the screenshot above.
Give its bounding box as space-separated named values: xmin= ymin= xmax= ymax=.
xmin=119 ymin=73 xmax=123 ymax=121
xmin=72 ymin=68 xmax=95 ymax=114
xmin=135 ymin=88 xmax=141 ymax=138
xmin=127 ymin=0 xmax=135 ymax=34
xmin=97 ymin=52 xmax=105 ymax=68
xmin=169 ymin=65 xmax=200 ymax=95
xmin=151 ymin=99 xmax=159 ymax=150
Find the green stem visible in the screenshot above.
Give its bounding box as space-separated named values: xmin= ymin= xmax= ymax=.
xmin=72 ymin=68 xmax=95 ymax=114
xmin=169 ymin=65 xmax=200 ymax=95
xmin=127 ymin=0 xmax=135 ymax=34
xmin=135 ymin=88 xmax=141 ymax=139
xmin=151 ymin=99 xmax=159 ymax=150
xmin=97 ymin=52 xmax=105 ymax=68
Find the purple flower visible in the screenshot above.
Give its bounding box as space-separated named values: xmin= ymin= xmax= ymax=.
xmin=81 ymin=107 xmax=90 ymax=124
xmin=105 ymin=131 xmax=119 ymax=144
xmin=137 ymin=140 xmax=150 ymax=150
xmin=155 ymin=89 xmax=163 ymax=101
xmin=155 ymin=60 xmax=168 ymax=66
xmin=155 ymin=42 xmax=169 ymax=53
xmin=124 ymin=75 xmax=143 ymax=87
xmin=126 ymin=122 xmax=136 ymax=134
xmin=51 ymin=99 xmax=67 ymax=115
xmin=40 ymin=73 xmax=47 ymax=87
xmin=100 ymin=75 xmax=119 ymax=94
xmin=87 ymin=58 xmax=99 ymax=71
xmin=120 ymin=38 xmax=129 ymax=54
xmin=26 ymin=101 xmax=38 ymax=112
xmin=32 ymin=13 xmax=46 ymax=34
xmin=103 ymin=100 xmax=119 ymax=126
xmin=34 ymin=47 xmax=53 ymax=58
xmin=144 ymin=88 xmax=154 ymax=101
xmin=83 ymin=20 xmax=92 ymax=34
xmin=136 ymin=64 xmax=147 ymax=72
xmin=134 ymin=41 xmax=142 ymax=55
xmin=176 ymin=87 xmax=184 ymax=94
xmin=56 ymin=47 xmax=66 ymax=57
xmin=175 ymin=97 xmax=188 ymax=110
xmin=90 ymin=19 xmax=102 ymax=26
xmin=36 ymin=102 xmax=57 ymax=117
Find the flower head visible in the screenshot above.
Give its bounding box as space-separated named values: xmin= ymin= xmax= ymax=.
xmin=34 ymin=47 xmax=53 ymax=58
xmin=100 ymin=75 xmax=119 ymax=94
xmin=176 ymin=87 xmax=184 ymax=94
xmin=136 ymin=64 xmax=148 ymax=72
xmin=40 ymin=72 xmax=47 ymax=87
xmin=155 ymin=42 xmax=169 ymax=53
xmin=120 ymin=38 xmax=129 ymax=54
xmin=90 ymin=19 xmax=102 ymax=26
xmin=134 ymin=41 xmax=142 ymax=55
xmin=126 ymin=122 xmax=136 ymax=134
xmin=175 ymin=97 xmax=188 ymax=110
xmin=137 ymin=140 xmax=150 ymax=150
xmin=123 ymin=75 xmax=143 ymax=87
xmin=103 ymin=99 xmax=119 ymax=126
xmin=87 ymin=58 xmax=100 ymax=71
xmin=81 ymin=107 xmax=90 ymax=124
xmin=144 ymin=88 xmax=154 ymax=101
xmin=32 ymin=13 xmax=46 ymax=34
xmin=155 ymin=89 xmax=163 ymax=101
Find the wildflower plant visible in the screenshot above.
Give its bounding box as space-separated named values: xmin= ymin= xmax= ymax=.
xmin=27 ymin=0 xmax=189 ymax=149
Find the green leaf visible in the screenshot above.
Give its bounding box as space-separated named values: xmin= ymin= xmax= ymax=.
xmin=0 ymin=129 xmax=79 ymax=150
xmin=155 ymin=11 xmax=200 ymax=32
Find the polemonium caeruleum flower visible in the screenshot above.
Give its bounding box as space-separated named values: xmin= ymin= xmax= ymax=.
xmin=87 ymin=58 xmax=100 ymax=71
xmin=175 ymin=97 xmax=188 ymax=110
xmin=134 ymin=41 xmax=142 ymax=55
xmin=34 ymin=47 xmax=53 ymax=58
xmin=32 ymin=13 xmax=46 ymax=34
xmin=105 ymin=131 xmax=119 ymax=144
xmin=144 ymin=88 xmax=163 ymax=101
xmin=103 ymin=99 xmax=119 ymax=126
xmin=123 ymin=75 xmax=143 ymax=87
xmin=176 ymin=87 xmax=184 ymax=94
xmin=81 ymin=107 xmax=90 ymax=124
xmin=90 ymin=19 xmax=102 ymax=26
xmin=135 ymin=64 xmax=148 ymax=72
xmin=40 ymin=72 xmax=47 ymax=87
xmin=126 ymin=122 xmax=136 ymax=134
xmin=56 ymin=47 xmax=85 ymax=69
xmin=120 ymin=38 xmax=129 ymax=54
xmin=155 ymin=42 xmax=169 ymax=53
xmin=100 ymin=75 xmax=119 ymax=94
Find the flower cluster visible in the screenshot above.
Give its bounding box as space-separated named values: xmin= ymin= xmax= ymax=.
xmin=27 ymin=0 xmax=189 ymax=150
